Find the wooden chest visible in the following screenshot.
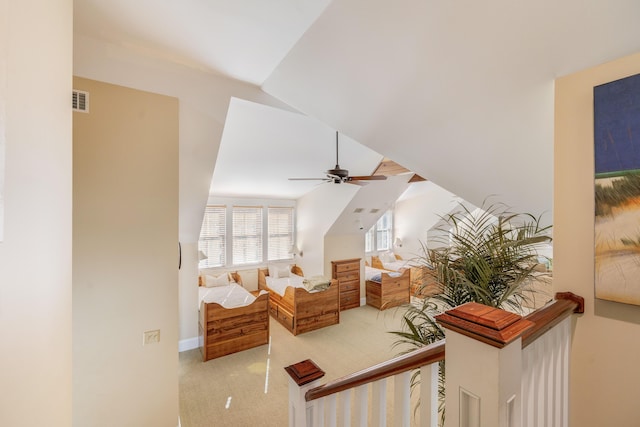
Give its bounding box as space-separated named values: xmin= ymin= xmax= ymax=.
xmin=331 ymin=258 xmax=361 ymax=311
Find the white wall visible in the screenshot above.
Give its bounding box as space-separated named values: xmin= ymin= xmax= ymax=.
xmin=393 ymin=181 xmax=460 ymax=259
xmin=0 ymin=0 xmax=72 ymax=425
xmin=178 ymin=242 xmax=200 ymax=351
xmin=555 ymin=52 xmax=640 ymax=427
xmin=296 ymin=183 xmax=359 ymax=276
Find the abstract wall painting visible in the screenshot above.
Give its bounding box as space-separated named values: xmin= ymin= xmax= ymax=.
xmin=594 ymin=72 xmax=640 ymax=306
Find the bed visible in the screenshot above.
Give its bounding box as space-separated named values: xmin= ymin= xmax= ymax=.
xmin=257 ymin=265 xmax=340 ymax=336
xmin=198 ymin=272 xmax=270 ymax=362
xmin=364 ymin=265 xmax=411 ymax=310
xmin=371 ymin=252 xmax=441 ymax=298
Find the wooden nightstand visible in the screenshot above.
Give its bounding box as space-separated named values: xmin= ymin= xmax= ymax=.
xmin=331 ymin=258 xmax=361 ymax=311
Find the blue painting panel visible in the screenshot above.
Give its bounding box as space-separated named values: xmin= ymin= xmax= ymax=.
xmin=594 ymin=72 xmax=640 ymax=176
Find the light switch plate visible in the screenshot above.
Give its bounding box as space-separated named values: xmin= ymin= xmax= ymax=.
xmin=143 ymin=329 xmax=160 ymax=345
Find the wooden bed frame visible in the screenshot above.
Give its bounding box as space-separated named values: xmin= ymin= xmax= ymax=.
xmin=198 ymin=272 xmax=270 ymax=362
xmin=365 ymin=268 xmax=411 ymax=310
xmin=371 ymin=255 xmax=441 ymax=298
xmin=257 ymin=266 xmax=340 ymax=336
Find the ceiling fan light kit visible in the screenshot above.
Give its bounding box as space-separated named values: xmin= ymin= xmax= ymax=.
xmin=289 ymin=131 xmax=387 ymax=185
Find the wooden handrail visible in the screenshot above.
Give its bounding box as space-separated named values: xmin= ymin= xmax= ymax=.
xmin=521 ymin=291 xmax=584 ymax=348
xmin=304 ymin=291 xmax=583 ymax=403
xmin=305 ymin=340 xmax=445 ymax=402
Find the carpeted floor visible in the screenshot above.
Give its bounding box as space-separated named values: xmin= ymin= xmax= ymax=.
xmin=178 ymin=304 xmax=408 ymax=427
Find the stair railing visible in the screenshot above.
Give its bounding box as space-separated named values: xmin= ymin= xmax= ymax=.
xmin=286 ymin=292 xmax=583 ymax=427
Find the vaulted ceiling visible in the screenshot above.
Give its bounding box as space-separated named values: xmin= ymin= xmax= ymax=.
xmin=74 ymin=0 xmax=640 ymax=221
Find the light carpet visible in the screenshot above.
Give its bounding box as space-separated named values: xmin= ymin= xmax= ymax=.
xmin=179 ymin=304 xmax=408 ymax=427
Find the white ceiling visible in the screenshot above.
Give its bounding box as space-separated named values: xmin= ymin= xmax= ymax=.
xmin=214 ymin=98 xmax=383 ymax=199
xmin=73 ymin=0 xmax=332 ymax=85
xmin=74 ymin=0 xmax=640 ymax=216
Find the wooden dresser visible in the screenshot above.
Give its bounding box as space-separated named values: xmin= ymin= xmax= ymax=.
xmin=331 ymin=258 xmax=361 ymax=310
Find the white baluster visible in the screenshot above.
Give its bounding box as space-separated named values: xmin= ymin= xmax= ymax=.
xmin=312 ymin=397 xmax=325 ymax=426
xmin=394 ymin=370 xmax=411 ymax=427
xmin=354 ymin=384 xmax=368 ymax=426
xmin=327 ymin=394 xmax=337 ymax=427
xmin=371 ymin=378 xmax=387 ymax=427
xmin=340 ymin=389 xmax=352 ymax=426
xmin=420 ymin=362 xmax=439 ymax=427
xmin=521 ymin=315 xmax=571 ymax=427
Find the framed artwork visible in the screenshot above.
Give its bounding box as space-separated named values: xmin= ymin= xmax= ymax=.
xmin=594 ymin=72 xmax=640 ymax=306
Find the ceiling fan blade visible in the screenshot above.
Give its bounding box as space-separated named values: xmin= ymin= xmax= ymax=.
xmin=288 ymin=177 xmax=331 ymax=181
xmin=348 ymin=175 xmax=388 ymax=181
xmin=346 ymin=180 xmax=368 ymax=186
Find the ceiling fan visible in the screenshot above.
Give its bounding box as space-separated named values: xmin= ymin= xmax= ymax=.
xmin=289 ymin=132 xmax=387 ymax=185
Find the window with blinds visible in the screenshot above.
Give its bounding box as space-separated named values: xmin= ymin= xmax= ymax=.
xmin=198 ymin=206 xmax=226 ymax=268
xmin=232 ymin=206 xmax=263 ymax=265
xmin=198 ymin=203 xmax=295 ymax=268
xmin=364 ymin=227 xmax=375 ymax=253
xmin=376 ymin=210 xmax=393 ymax=250
xmin=268 ymin=207 xmax=294 ymax=261
xmin=365 ymin=210 xmax=393 ymax=253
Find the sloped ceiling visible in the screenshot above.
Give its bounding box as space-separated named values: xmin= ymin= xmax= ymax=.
xmin=74 ymin=0 xmax=640 ymax=222
xmin=263 ymin=0 xmax=640 ymax=218
xmin=213 ymin=98 xmax=384 ymax=199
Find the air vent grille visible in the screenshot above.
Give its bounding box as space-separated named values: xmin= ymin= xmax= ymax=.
xmin=72 ymin=90 xmax=89 ymax=113
xmin=370 ymin=208 xmax=380 ymax=214
xmin=353 ymin=208 xmax=364 ymax=213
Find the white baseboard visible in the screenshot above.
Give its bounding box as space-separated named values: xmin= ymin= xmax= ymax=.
xmin=179 ymin=337 xmax=199 ymax=352
xmin=360 ymin=297 xmax=366 ymax=306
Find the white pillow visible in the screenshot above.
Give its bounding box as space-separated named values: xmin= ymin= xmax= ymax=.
xmin=379 ymin=251 xmax=394 ymax=264
xmin=205 ymin=273 xmax=230 ymax=287
xmin=268 ymin=264 xmax=290 ymax=278
xmin=277 ymin=267 xmax=290 ymax=278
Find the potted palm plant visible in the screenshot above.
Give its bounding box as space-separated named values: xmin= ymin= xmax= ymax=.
xmin=391 ymin=199 xmax=552 ymax=423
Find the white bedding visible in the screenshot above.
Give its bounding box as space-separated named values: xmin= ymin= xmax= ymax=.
xmin=381 ymin=259 xmax=415 ymax=271
xmin=199 ymin=283 xmax=261 ymax=309
xmin=265 ymin=274 xmax=306 ymax=296
xmin=365 ymin=265 xmax=402 ymax=282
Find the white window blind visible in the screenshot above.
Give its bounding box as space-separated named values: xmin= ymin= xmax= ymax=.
xmin=365 ymin=226 xmax=375 ymax=252
xmin=232 ymin=206 xmax=263 ymax=265
xmin=268 ymin=207 xmax=293 ymax=261
xmin=198 ymin=206 xmax=226 ymax=268
xmin=376 ymin=210 xmax=393 ymax=250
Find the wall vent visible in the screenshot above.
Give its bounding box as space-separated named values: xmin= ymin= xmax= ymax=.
xmin=72 ymin=90 xmax=89 ymax=113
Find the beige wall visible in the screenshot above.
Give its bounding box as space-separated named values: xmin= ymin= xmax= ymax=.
xmin=0 ymin=0 xmax=72 ymax=426
xmin=73 ymin=35 xmax=298 ymax=348
xmin=324 ymin=234 xmax=366 ymax=301
xmin=555 ymin=52 xmax=640 ymax=426
xmin=73 ymin=77 xmax=179 ymax=426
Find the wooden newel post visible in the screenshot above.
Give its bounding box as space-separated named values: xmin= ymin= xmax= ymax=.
xmin=285 ymin=359 xmax=325 ymax=427
xmin=436 ymin=303 xmax=534 ymax=427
